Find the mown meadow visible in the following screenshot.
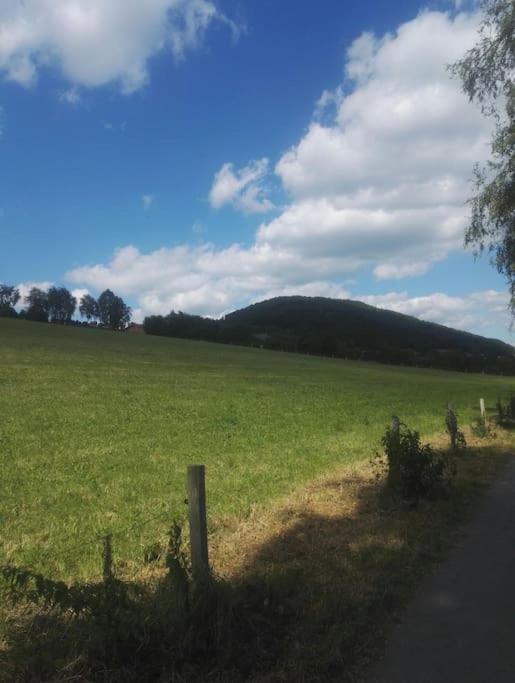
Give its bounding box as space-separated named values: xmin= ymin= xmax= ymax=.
xmin=1 ymin=318 xmax=513 ymax=582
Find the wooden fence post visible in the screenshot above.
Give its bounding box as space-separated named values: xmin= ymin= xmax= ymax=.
xmin=187 ymin=464 xmax=209 ymax=581
xmin=480 ymin=398 xmax=486 ymax=420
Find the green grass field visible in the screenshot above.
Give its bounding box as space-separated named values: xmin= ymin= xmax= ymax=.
xmin=1 ymin=318 xmax=513 ymax=581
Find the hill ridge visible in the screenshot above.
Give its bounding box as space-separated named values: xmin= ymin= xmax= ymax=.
xmin=144 ymin=295 xmax=515 ymax=374
xmin=226 ymin=295 xmax=513 ymax=349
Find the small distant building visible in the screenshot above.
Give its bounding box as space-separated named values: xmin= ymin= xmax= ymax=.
xmin=126 ymin=323 xmax=145 ymax=334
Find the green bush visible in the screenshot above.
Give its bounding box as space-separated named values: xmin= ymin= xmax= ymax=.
xmin=471 ymin=417 xmax=495 ymax=439
xmin=496 ymin=396 xmax=506 ymax=423
xmin=378 ymin=421 xmax=456 ymax=502
xmin=494 ymin=395 xmax=515 ymax=427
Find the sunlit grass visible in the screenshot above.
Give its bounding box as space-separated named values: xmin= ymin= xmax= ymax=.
xmin=1 ymin=318 xmax=513 ymax=581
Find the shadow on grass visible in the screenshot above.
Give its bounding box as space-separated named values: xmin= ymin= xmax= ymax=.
xmin=0 ymin=530 xmax=288 ymax=683
xmin=495 ymin=418 xmax=515 ymax=431
xmin=0 ymin=442 xmax=512 ymax=682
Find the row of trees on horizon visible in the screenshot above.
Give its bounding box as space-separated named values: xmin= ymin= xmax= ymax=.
xmin=0 ymin=283 xmax=132 ymax=330
xmin=143 ymin=303 xmax=515 ymax=376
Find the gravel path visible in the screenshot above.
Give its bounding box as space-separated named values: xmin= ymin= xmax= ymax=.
xmin=369 ymin=456 xmax=515 ymax=683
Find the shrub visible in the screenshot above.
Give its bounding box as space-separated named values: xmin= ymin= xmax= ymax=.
xmin=471 ymin=417 xmax=495 ymax=438
xmin=0 ymin=304 xmax=18 ymax=318
xmin=377 ymin=420 xmax=456 ymax=502
xmin=494 ymin=395 xmax=515 ymax=427
xmin=496 ymin=395 xmax=506 ymax=423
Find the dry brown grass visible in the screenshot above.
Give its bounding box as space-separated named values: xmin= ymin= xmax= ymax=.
xmin=213 ymin=429 xmax=509 ymax=578
xmin=212 ymin=461 xmax=376 ymax=581
xmin=205 ymin=428 xmax=515 ymax=681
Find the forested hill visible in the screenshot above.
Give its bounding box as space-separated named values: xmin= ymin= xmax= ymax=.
xmin=144 ymin=296 xmax=515 ymax=374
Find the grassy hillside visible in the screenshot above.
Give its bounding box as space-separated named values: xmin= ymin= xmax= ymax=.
xmin=1 ymin=318 xmax=513 ymax=581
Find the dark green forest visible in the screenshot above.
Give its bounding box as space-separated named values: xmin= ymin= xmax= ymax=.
xmin=144 ymin=296 xmax=515 ymax=374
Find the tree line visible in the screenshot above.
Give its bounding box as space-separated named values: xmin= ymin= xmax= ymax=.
xmin=144 ymin=296 xmax=515 ymax=376
xmin=0 ymin=283 xmax=131 ymax=330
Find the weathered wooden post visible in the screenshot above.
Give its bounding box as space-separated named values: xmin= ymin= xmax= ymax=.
xmin=446 ymin=406 xmax=457 ymax=449
xmin=480 ymin=398 xmax=486 ymax=420
xmin=187 ymin=464 xmax=209 ymax=581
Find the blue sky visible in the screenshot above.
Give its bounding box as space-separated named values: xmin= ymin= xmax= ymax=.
xmin=0 ymin=0 xmax=512 ymax=342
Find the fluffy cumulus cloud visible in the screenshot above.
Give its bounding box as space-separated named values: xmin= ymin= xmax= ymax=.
xmin=0 ymin=0 xmax=239 ymax=92
xmin=360 ymin=290 xmax=511 ymax=335
xmin=67 ymin=7 xmax=512 ymax=340
xmin=67 ymin=243 xmax=353 ymax=318
xmin=271 ymin=10 xmax=490 ymax=278
xmin=206 ymin=9 xmax=490 ymax=277
xmin=209 ymin=159 xmax=275 ymax=214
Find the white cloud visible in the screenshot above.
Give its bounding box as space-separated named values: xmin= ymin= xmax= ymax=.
xmin=359 ymin=290 xmax=512 ymax=336
xmin=58 ymin=85 xmax=81 ymax=105
xmin=373 ymin=261 xmax=433 ymax=280
xmin=209 ymin=159 xmax=275 ymax=214
xmin=314 ymin=86 xmax=343 ymax=121
xmin=271 ymin=10 xmax=490 ymax=279
xmin=206 ymin=9 xmax=490 ymax=279
xmin=0 ymin=0 xmax=238 ymax=92
xmin=168 ymin=0 xmax=244 ymax=60
xmin=256 ymin=199 xmax=464 ymax=273
xmin=142 ymin=194 xmax=155 ymax=209
xmin=71 ymin=288 xmax=89 ymax=304
xmin=67 ymin=243 xmax=357 ymax=318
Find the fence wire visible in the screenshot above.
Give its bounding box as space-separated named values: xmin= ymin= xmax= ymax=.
xmin=1 ymin=493 xmax=188 ymax=574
